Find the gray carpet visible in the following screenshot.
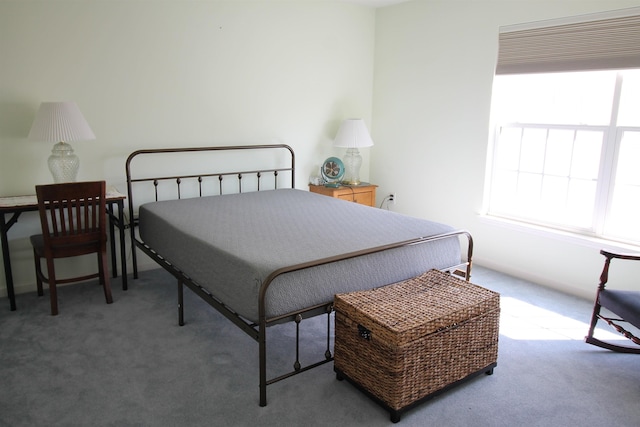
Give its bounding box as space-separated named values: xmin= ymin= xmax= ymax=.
xmin=1 ymin=266 xmax=639 ymax=426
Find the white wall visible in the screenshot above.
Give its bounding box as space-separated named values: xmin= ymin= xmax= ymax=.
xmin=4 ymin=0 xmax=640 ymax=302
xmin=0 ymin=1 xmax=375 ymax=297
xmin=373 ymin=0 xmax=640 ymax=299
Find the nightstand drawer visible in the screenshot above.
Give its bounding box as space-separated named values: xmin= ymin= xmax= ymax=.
xmin=337 ymin=191 xmax=373 ymax=206
xmin=309 ymin=184 xmax=377 ymax=207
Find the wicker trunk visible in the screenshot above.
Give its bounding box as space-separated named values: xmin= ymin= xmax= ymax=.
xmin=334 ymin=269 xmax=500 ymax=423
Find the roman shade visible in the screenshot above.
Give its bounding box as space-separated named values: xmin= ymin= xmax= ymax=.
xmin=496 ymin=8 xmax=640 ymax=75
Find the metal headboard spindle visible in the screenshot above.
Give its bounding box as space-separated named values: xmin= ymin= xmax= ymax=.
xmin=125 ymin=144 xmax=296 ymax=279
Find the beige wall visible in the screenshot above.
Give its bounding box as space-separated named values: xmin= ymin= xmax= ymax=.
xmin=373 ymin=0 xmax=640 ymax=299
xmin=0 ymin=1 xmax=375 ymax=296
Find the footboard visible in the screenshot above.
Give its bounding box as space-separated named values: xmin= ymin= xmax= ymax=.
xmin=257 ymin=229 xmax=473 ymax=406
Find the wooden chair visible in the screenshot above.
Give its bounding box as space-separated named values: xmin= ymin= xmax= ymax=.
xmin=586 ymin=249 xmax=640 ymax=353
xmin=30 ymin=181 xmax=113 ymax=315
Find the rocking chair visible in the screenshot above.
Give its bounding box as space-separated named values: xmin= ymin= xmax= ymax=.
xmin=586 ymin=249 xmax=640 ymax=353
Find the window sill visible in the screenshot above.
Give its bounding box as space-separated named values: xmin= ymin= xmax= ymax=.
xmin=478 ymin=214 xmax=640 ymax=253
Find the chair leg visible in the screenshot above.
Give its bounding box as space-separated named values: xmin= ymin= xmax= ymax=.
xmin=586 ymin=336 xmax=640 ymax=354
xmin=99 ymin=250 xmax=113 ymax=304
xmin=45 ymin=257 xmax=58 ymax=316
xmin=33 ymin=249 xmax=44 ymax=297
xmin=585 ymin=293 xmax=640 ymax=354
xmin=586 ymin=295 xmax=601 ymax=342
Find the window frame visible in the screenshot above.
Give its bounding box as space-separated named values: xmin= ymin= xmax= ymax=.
xmin=485 ymin=71 xmax=640 ymax=247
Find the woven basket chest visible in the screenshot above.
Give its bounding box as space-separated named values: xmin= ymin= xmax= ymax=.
xmin=334 ymin=269 xmax=500 ymax=422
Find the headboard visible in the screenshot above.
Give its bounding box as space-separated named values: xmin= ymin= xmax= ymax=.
xmin=124 ymin=144 xmax=296 ymax=276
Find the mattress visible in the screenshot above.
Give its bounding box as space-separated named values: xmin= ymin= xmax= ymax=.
xmin=138 ymin=189 xmax=461 ymax=322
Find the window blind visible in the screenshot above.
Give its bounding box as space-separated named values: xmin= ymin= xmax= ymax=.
xmin=496 ymin=9 xmax=640 ymax=74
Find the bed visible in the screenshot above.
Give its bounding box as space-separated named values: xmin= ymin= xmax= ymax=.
xmin=125 ymin=144 xmax=473 ymax=406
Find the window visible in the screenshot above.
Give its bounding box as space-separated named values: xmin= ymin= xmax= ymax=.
xmin=486 ymin=69 xmax=640 ymax=244
xmin=486 ymin=9 xmax=640 ymax=245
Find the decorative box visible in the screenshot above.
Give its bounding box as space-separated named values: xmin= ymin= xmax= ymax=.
xmin=334 ymin=269 xmax=500 ymax=422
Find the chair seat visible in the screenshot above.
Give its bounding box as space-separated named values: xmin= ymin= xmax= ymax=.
xmin=30 ymin=234 xmax=43 ymax=248
xmin=31 ymin=234 xmax=102 ymax=257
xmin=599 ymin=290 xmax=640 ymax=330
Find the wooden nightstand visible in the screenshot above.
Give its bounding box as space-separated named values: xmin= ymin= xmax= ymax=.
xmin=309 ymin=183 xmax=377 ymax=207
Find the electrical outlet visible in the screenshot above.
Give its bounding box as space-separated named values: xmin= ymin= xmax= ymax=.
xmin=389 ymin=193 xmax=396 ymax=204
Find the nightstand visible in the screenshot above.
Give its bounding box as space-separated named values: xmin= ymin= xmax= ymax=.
xmin=309 ymin=183 xmax=377 ymax=207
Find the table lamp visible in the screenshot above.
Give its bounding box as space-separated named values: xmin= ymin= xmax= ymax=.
xmin=333 ymin=118 xmax=374 ymax=185
xmin=28 ymin=102 xmax=96 ymax=183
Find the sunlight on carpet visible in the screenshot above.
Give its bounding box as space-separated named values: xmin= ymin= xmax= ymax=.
xmin=499 ymin=296 xmax=623 ymax=341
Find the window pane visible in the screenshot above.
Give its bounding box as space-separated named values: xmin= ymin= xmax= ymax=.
xmin=488 ymin=127 xmax=601 ymax=229
xmin=544 ymin=129 xmax=574 ymax=176
xmin=493 ymin=71 xmax=616 ymax=125
xmin=489 ymin=169 xmax=518 ymax=213
xmin=540 ymin=175 xmax=568 ymax=222
xmin=570 ymin=131 xmax=603 ymax=179
xmin=520 ymin=128 xmax=546 ymax=173
xmin=515 ymin=172 xmax=542 ymax=216
xmin=618 ymin=70 xmax=640 ymax=127
xmin=606 ymin=185 xmax=640 ymax=241
xmin=615 ymin=131 xmax=640 ymax=185
xmin=606 ymin=131 xmax=640 ymax=240
xmin=495 ymin=127 xmax=521 ymax=170
xmin=566 ymin=179 xmax=596 ymax=228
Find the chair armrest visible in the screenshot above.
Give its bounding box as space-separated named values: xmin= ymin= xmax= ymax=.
xmin=601 ymin=249 xmax=640 ymax=261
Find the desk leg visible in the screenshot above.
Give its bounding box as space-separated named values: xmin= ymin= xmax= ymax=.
xmin=107 ymin=201 xmax=128 ymax=291
xmin=0 ymin=214 xmax=17 ymax=311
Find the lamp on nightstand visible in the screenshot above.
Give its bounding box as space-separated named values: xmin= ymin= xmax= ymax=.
xmin=28 ymin=102 xmax=96 ymax=183
xmin=333 ymin=118 xmax=374 ymax=185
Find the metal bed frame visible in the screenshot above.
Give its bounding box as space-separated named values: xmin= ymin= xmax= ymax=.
xmin=125 ymin=144 xmax=474 ymax=406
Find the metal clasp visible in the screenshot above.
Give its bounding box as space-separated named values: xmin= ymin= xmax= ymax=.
xmin=358 ymin=324 xmax=372 ymax=341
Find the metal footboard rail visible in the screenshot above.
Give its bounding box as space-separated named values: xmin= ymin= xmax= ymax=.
xmin=133 ymin=224 xmax=472 ymax=408
xmin=257 ymin=229 xmax=473 ymax=406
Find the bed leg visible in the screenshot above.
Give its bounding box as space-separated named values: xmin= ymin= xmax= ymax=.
xmin=178 ymin=280 xmax=184 ymax=326
xmin=259 ymin=322 xmax=267 ymax=407
xmin=293 ymin=314 xmax=302 ymax=371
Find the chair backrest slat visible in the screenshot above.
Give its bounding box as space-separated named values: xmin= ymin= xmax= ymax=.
xmin=35 ymin=181 xmax=107 ymax=248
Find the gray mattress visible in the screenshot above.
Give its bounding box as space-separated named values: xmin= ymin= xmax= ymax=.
xmin=138 ymin=189 xmax=461 ymax=323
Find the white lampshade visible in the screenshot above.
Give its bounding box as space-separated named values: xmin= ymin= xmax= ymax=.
xmin=28 ymin=102 xmax=95 ymax=183
xmin=333 ymin=119 xmax=373 ymax=185
xmin=333 ymin=118 xmax=374 ymax=149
